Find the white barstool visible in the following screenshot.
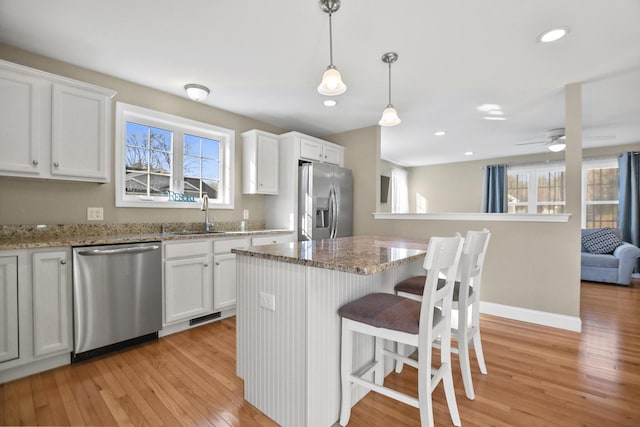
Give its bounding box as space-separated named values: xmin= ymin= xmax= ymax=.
xmin=395 ymin=228 xmax=491 ymax=400
xmin=338 ymin=235 xmax=464 ymax=427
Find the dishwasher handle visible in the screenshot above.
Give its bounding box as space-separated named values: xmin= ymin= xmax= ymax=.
xmin=76 ymin=245 xmax=160 ymax=256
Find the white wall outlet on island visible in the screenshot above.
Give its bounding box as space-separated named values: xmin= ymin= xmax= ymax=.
xmin=87 ymin=207 xmax=104 ymax=221
xmin=259 ymin=291 xmax=275 ymax=311
xmin=243 ymin=209 xmax=249 ymax=220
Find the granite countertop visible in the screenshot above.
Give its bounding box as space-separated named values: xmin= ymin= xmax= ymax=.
xmin=0 ymin=222 xmax=292 ymax=250
xmin=232 ymin=235 xmax=428 ymax=275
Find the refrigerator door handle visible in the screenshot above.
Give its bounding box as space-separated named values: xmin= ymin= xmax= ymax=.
xmin=329 ymin=186 xmax=338 ymax=238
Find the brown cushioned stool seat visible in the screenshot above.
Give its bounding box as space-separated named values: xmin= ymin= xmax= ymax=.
xmin=338 ymin=292 xmax=442 ymax=334
xmin=395 ymin=275 xmax=470 ymax=301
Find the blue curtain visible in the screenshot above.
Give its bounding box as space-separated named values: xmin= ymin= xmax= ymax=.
xmin=618 ymin=152 xmax=640 ymax=247
xmin=481 ymin=164 xmax=507 ymax=213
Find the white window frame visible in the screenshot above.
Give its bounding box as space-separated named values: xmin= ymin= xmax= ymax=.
xmin=390 ymin=167 xmax=409 ymax=213
xmin=581 ymin=156 xmax=619 ymax=228
xmin=507 ymin=161 xmax=565 ymax=214
xmin=115 ymin=102 xmax=234 ymax=209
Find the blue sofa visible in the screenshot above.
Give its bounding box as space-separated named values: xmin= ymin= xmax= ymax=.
xmin=581 ymin=228 xmax=640 ymax=285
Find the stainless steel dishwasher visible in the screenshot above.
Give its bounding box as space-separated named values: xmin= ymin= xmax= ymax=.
xmin=72 ymin=241 xmax=162 ymax=362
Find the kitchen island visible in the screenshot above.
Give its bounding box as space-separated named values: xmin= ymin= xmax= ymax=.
xmin=232 ymin=235 xmax=428 ymax=427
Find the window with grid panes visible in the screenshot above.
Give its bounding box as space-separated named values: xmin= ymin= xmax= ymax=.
xmin=115 ymin=102 xmax=234 ymax=209
xmin=582 ymin=157 xmax=619 ymax=228
xmin=507 ymin=162 xmax=565 ymax=214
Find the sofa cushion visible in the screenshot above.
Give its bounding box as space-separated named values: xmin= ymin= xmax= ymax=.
xmin=581 ymin=228 xmax=623 ymax=254
xmin=581 ymin=252 xmax=619 ymax=268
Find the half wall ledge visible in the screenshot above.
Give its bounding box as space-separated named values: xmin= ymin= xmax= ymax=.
xmin=372 ymin=212 xmax=571 ymax=223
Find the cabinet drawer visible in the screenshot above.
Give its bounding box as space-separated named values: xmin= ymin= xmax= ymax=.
xmin=214 ymin=238 xmax=250 ymax=254
xmin=251 ymin=234 xmax=294 ymax=246
xmin=164 ymin=240 xmax=212 ymax=259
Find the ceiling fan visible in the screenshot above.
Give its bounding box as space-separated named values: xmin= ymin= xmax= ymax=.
xmin=516 ymin=128 xmax=615 ymax=152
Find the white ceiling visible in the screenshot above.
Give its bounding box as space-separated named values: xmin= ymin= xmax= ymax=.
xmin=1 ymin=0 xmax=639 ymax=166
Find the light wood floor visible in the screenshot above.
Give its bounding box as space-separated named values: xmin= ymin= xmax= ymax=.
xmin=1 ymin=281 xmax=639 ymax=426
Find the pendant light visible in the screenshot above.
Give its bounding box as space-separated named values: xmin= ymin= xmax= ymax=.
xmin=317 ymin=0 xmax=347 ymax=96
xmin=379 ymin=52 xmax=401 ymax=127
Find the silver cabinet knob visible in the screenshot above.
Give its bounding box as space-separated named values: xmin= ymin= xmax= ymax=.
xmin=60 ymin=260 xmax=66 ymax=265
xmin=215 ymin=262 xmax=220 ymax=266
xmin=53 ymin=161 xmax=59 ymax=167
xmin=204 ymin=263 xmax=209 ymax=267
xmin=32 ymin=160 xmax=39 ymax=166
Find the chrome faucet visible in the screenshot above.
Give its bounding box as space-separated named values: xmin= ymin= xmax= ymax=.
xmin=201 ymin=193 xmax=213 ymax=232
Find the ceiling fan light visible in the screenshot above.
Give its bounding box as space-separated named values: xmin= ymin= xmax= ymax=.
xmin=378 ymin=105 xmax=401 ymax=127
xmin=538 ymin=27 xmax=569 ymax=43
xmin=318 ymin=66 xmax=347 ymax=96
xmin=548 ymin=142 xmax=566 ymax=152
xmin=184 ymin=84 xmax=210 ymax=101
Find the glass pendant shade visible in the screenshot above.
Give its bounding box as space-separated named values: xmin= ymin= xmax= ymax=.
xmin=318 ymin=66 xmax=347 ymax=96
xmin=378 ymin=105 xmax=401 ymax=126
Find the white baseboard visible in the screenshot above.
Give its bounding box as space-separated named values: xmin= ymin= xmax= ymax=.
xmin=480 ymin=301 xmax=582 ymax=332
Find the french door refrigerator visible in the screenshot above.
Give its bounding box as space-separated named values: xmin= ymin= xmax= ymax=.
xmin=298 ymin=162 xmax=353 ymax=241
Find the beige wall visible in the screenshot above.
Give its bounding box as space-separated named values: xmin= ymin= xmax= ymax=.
xmin=0 ymin=43 xmax=285 ymax=225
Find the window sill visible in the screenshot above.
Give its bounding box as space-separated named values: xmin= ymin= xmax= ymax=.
xmin=372 ymin=212 xmax=571 ymax=223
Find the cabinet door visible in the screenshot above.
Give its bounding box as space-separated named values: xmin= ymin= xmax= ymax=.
xmin=32 ymin=250 xmax=71 ymax=358
xmin=0 ymin=68 xmax=43 ymax=176
xmin=165 ymin=256 xmax=213 ymax=324
xmin=322 ymin=144 xmax=341 ymax=165
xmin=0 ymin=257 xmax=19 ymax=363
xmin=213 ymin=253 xmax=237 ymax=311
xmin=300 ymin=137 xmax=322 ymax=162
xmin=256 ymin=134 xmax=279 ymax=194
xmin=51 ymin=83 xmax=109 ymax=181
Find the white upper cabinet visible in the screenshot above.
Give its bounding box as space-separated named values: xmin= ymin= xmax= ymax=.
xmin=296 ymin=133 xmax=343 ymax=166
xmin=242 ymin=129 xmax=279 ymax=194
xmin=0 ymin=67 xmax=44 ymax=176
xmin=51 ymin=84 xmax=110 ymax=180
xmin=0 ymin=59 xmax=116 ymax=182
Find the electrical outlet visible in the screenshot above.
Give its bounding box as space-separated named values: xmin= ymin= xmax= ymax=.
xmin=87 ymin=207 xmax=104 ymax=221
xmin=243 ymin=209 xmax=249 ymax=220
xmin=259 ymin=291 xmax=275 ymax=311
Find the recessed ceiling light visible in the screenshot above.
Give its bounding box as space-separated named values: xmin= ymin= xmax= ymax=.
xmin=464 ymin=151 xmax=474 ymax=156
xmin=487 ymin=110 xmax=504 ymax=115
xmin=323 ymin=99 xmax=337 ymax=107
xmin=434 ymin=130 xmax=446 ymax=136
xmin=477 ymin=104 xmax=501 ymax=112
xmin=537 ymin=27 xmax=570 ymax=43
xmin=483 ymin=116 xmax=506 ymax=121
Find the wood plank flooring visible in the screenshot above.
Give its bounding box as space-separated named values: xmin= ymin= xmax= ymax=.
xmin=1 ymin=281 xmax=639 ymax=426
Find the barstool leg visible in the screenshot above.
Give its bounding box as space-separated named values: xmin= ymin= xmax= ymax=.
xmin=441 ymin=329 xmax=462 ymax=427
xmin=339 ymin=320 xmax=353 ymax=426
xmin=374 ymin=337 xmax=384 ymax=385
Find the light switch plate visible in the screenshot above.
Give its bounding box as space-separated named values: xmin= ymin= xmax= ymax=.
xmin=87 ymin=207 xmax=104 ymax=221
xmin=243 ymin=209 xmax=249 ymax=219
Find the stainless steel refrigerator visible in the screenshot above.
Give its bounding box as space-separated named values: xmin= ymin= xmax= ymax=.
xmin=298 ymin=162 xmax=353 ymax=241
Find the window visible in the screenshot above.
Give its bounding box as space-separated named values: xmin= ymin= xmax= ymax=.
xmin=390 ymin=168 xmax=409 ymax=213
xmin=507 ymin=163 xmax=565 ymax=214
xmin=582 ymin=157 xmax=619 ymax=229
xmin=115 ymin=102 xmax=234 ymax=208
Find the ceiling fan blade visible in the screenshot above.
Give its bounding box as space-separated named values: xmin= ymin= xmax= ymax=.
xmin=515 ymin=140 xmax=547 ymax=146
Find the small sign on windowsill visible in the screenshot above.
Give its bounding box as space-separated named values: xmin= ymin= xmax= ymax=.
xmin=168 ymin=191 xmax=196 ymax=203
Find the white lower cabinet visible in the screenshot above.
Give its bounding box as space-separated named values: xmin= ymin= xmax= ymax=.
xmin=32 ymin=250 xmax=71 ymax=357
xmin=0 ymin=256 xmax=19 ymax=363
xmin=163 ymin=240 xmax=213 ymax=325
xmin=0 ymin=248 xmax=72 ymax=383
xmin=213 ymin=237 xmax=250 ymax=311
